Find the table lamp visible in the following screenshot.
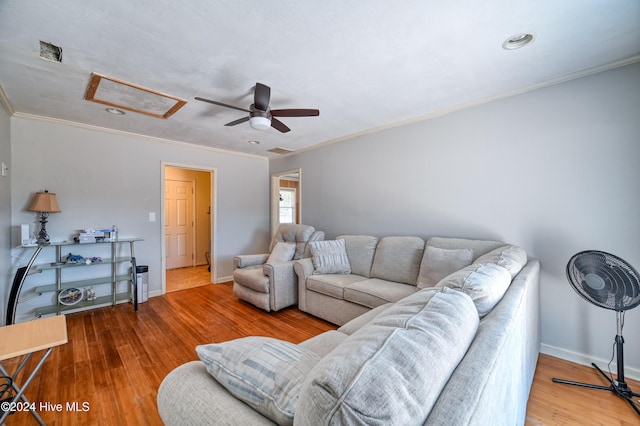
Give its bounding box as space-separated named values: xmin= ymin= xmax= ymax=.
xmin=27 ymin=190 xmax=61 ymax=245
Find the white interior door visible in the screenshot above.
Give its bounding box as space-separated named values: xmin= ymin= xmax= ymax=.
xmin=165 ymin=179 xmax=195 ymax=269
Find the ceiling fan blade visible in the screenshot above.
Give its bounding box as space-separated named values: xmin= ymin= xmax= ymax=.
xmin=254 ymin=83 xmax=271 ymax=111
xmin=270 ymin=117 xmax=291 ymax=133
xmin=271 ymin=108 xmax=320 ymax=117
xmin=195 ymin=97 xmax=250 ymax=113
xmin=225 ymin=116 xmax=250 ymax=126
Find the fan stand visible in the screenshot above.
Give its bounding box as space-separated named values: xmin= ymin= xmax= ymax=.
xmin=552 ymin=311 xmax=640 ymax=415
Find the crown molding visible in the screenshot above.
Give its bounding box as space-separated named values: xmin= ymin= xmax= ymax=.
xmin=10 ymin=112 xmax=268 ymax=161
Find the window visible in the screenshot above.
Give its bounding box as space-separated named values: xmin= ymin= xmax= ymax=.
xmin=279 ymin=189 xmax=296 ymax=224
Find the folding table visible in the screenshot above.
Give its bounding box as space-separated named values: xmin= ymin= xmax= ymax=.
xmin=0 ymin=315 xmax=68 ymax=425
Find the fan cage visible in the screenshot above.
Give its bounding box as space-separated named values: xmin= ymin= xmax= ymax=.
xmin=566 ymin=250 xmax=640 ymax=312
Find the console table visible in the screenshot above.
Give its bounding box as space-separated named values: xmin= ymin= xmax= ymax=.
xmin=6 ymin=239 xmax=142 ymax=325
xmin=0 ymin=315 xmax=68 ymax=425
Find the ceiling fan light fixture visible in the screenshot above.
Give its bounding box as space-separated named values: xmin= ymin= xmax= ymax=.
xmin=250 ymin=116 xmax=271 ymax=130
xmin=502 ymin=33 xmax=535 ymax=50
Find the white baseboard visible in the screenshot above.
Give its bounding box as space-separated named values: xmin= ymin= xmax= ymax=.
xmin=540 ymin=343 xmax=640 ymax=382
xmin=148 ymin=289 xmax=163 ymax=299
xmin=215 ymin=275 xmax=233 ymax=284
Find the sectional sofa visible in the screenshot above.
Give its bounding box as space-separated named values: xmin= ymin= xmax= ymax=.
xmin=157 ymin=235 xmax=540 ymax=425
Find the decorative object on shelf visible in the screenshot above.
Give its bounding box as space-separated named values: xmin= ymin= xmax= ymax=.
xmin=26 ymin=190 xmax=62 ymax=245
xmin=65 ymin=253 xmax=84 ymax=264
xmin=58 ymin=288 xmax=83 ymax=305
xmin=85 ymin=287 xmax=96 ymax=301
xmin=76 ymin=228 xmax=119 ymax=243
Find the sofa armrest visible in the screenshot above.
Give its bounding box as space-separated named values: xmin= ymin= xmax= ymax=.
xmin=234 ymin=253 xmax=269 ymax=269
xmin=294 ymin=258 xmax=314 ymax=311
xmin=158 ymin=361 xmax=276 ymax=425
xmin=263 ymin=260 xmax=297 ymax=311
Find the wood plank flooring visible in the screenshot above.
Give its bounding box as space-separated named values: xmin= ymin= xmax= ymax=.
xmin=526 ymin=353 xmax=640 ymax=425
xmin=165 ymin=265 xmax=211 ymax=293
xmin=2 ymin=282 xmax=639 ymax=425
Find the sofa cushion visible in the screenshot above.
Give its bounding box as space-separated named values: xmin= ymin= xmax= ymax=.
xmin=309 ymin=239 xmax=351 ymax=274
xmin=306 ymin=274 xmax=368 ymax=300
xmin=344 ymin=278 xmax=416 ymax=308
xmin=417 ymin=246 xmax=474 ymax=289
xmin=196 ymin=336 xmax=320 ymax=426
xmin=369 ymin=236 xmax=425 ymax=285
xmin=436 ymin=263 xmax=512 ymax=317
xmin=299 ymin=330 xmax=349 ymax=358
xmin=266 ymin=242 xmax=296 ymax=264
xmin=426 ymin=237 xmax=505 ymax=261
xmin=337 ymin=235 xmax=379 ymax=277
xmin=295 ymin=288 xmax=479 ymax=426
xmin=473 ymin=245 xmax=528 ymax=278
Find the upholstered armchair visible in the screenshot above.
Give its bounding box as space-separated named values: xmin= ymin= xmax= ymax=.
xmin=233 ymin=224 xmax=325 ymax=312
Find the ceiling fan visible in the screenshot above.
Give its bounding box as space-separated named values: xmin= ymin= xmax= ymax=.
xmin=195 ymin=83 xmax=319 ymax=133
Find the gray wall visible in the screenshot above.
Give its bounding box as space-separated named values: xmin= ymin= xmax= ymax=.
xmin=271 ymin=62 xmax=640 ymax=377
xmin=7 ymin=117 xmax=270 ymax=322
xmin=0 ymin=101 xmax=10 ymax=324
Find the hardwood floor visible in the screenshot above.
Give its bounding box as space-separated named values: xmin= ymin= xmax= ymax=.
xmin=2 ymin=283 xmax=639 ymax=425
xmin=526 ymin=354 xmax=640 ymax=425
xmin=165 ymin=265 xmax=211 ymax=293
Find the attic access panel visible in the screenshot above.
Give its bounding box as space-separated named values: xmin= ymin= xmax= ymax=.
xmin=84 ymin=73 xmax=187 ymax=119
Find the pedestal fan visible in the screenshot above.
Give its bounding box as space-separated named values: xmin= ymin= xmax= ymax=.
xmin=553 ymin=250 xmax=640 ymax=415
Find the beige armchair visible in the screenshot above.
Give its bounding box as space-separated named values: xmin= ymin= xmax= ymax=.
xmin=233 ymin=224 xmax=325 ymax=312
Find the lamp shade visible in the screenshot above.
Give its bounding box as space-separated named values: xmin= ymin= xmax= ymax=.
xmin=27 ymin=190 xmax=61 ymax=213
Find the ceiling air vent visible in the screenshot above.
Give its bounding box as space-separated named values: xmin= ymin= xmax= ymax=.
xmin=267 ymin=147 xmax=294 ymax=155
xmin=39 ymin=41 xmax=63 ymax=62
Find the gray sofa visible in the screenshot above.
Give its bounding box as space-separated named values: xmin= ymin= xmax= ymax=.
xmin=296 ymin=235 xmax=532 ymax=326
xmin=157 ymin=235 xmax=540 ymax=425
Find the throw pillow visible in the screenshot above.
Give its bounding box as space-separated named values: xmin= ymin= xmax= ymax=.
xmin=196 ymin=336 xmax=320 ymax=426
xmin=295 ymin=288 xmax=478 ymax=426
xmin=309 ymin=239 xmax=351 ymax=274
xmin=417 ymin=246 xmax=474 ymax=289
xmin=266 ymin=242 xmax=296 ymax=264
xmin=435 ymin=262 xmax=512 ymax=317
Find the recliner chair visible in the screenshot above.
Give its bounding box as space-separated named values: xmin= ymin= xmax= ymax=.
xmin=232 ymin=224 xmax=324 ymax=312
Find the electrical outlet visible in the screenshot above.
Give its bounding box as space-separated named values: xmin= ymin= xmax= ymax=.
xmin=149 ymin=212 xmax=156 ymax=222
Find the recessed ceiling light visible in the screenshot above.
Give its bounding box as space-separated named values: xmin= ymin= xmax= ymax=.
xmin=248 ymin=140 xmax=260 ymax=145
xmin=502 ymin=33 xmax=535 ymax=50
xmin=105 ymin=107 xmax=126 ymax=115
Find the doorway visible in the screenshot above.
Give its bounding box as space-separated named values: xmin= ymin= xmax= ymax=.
xmin=163 ymin=165 xmax=214 ymax=293
xmin=271 ymin=169 xmax=301 ymax=236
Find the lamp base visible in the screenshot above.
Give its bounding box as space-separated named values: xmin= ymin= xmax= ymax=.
xmin=36 ymin=212 xmax=51 ymax=245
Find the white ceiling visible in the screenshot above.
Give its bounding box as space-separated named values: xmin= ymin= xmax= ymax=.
xmin=1 ymin=1 xmax=639 ymax=157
